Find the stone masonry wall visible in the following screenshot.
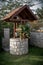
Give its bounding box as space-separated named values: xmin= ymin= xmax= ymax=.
xmin=2 ymin=28 xmax=10 ymax=51
xmin=30 ymin=32 xmax=43 ymax=48
xmin=10 ymin=38 xmax=28 ymax=55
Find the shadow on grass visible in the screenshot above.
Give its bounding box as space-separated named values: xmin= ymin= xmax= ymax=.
xmin=29 ymin=45 xmax=43 ymax=56
xmin=0 ymin=46 xmax=43 ymax=65
xmin=36 ymin=61 xmax=43 ymax=65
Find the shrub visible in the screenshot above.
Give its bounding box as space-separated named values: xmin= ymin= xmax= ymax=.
xmin=19 ymin=23 xmax=30 ymax=38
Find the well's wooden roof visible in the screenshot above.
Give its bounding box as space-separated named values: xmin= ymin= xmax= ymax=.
xmin=3 ymin=5 xmax=37 ymax=21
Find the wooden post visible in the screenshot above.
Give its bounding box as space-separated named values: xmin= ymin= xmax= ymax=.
xmin=23 ymin=21 xmax=25 ymax=38
xmin=20 ymin=21 xmax=22 ymax=39
xmin=13 ymin=23 xmax=16 ymax=38
xmin=16 ymin=22 xmax=18 ymax=28
xmin=13 ymin=22 xmax=18 ymax=38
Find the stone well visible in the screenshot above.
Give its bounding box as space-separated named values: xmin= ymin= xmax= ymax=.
xmin=10 ymin=38 xmax=28 ymax=55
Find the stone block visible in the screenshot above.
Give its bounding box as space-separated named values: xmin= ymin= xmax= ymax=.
xmin=10 ymin=38 xmax=28 ymax=55
xmin=30 ymin=32 xmax=43 ymax=48
xmin=16 ymin=42 xmax=21 ymax=48
xmin=16 ymin=52 xmax=20 ymax=55
xmin=4 ymin=28 xmax=10 ymax=39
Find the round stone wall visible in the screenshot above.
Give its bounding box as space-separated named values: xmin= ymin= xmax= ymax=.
xmin=30 ymin=32 xmax=43 ymax=48
xmin=10 ymin=38 xmax=28 ymax=55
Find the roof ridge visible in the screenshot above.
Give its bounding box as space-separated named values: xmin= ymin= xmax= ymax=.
xmin=3 ymin=5 xmax=37 ymax=21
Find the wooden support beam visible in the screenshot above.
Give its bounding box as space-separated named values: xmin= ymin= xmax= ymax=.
xmin=10 ymin=19 xmax=29 ymax=22
xmin=14 ymin=22 xmax=18 ymax=38
xmin=23 ymin=10 xmax=30 ymax=19
xmin=13 ymin=23 xmax=16 ymax=38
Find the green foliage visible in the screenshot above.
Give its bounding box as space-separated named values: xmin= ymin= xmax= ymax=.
xmin=36 ymin=7 xmax=43 ymax=19
xmin=30 ymin=20 xmax=43 ymax=32
xmin=0 ymin=0 xmax=43 ymax=20
xmin=0 ymin=20 xmax=14 ymax=38
xmin=0 ymin=20 xmax=14 ymax=51
xmin=0 ymin=20 xmax=13 ymax=51
xmin=0 ymin=0 xmax=36 ymax=19
xmin=0 ymin=46 xmax=43 ymax=65
xmin=19 ymin=23 xmax=30 ymax=38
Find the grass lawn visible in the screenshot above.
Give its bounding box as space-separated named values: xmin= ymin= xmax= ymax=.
xmin=0 ymin=46 xmax=43 ymax=65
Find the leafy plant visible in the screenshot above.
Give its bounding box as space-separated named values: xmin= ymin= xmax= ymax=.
xmin=19 ymin=23 xmax=30 ymax=38
xmin=36 ymin=7 xmax=43 ymax=19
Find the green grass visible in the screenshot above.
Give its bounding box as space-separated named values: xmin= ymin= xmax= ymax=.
xmin=0 ymin=46 xmax=43 ymax=65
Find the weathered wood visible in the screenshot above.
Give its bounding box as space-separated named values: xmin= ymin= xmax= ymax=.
xmin=24 ymin=10 xmax=29 ymax=19
xmin=14 ymin=23 xmax=16 ymax=38
xmin=10 ymin=19 xmax=29 ymax=22
xmin=3 ymin=5 xmax=37 ymax=21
